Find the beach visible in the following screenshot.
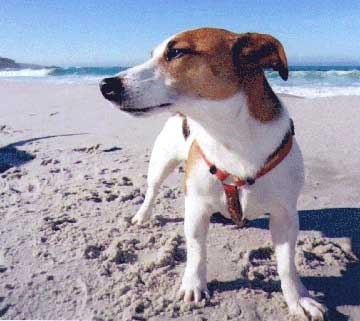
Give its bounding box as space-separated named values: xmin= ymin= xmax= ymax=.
xmin=0 ymin=80 xmax=359 ymax=320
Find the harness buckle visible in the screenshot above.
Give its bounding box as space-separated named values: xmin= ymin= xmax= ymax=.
xmin=246 ymin=178 xmax=256 ymax=185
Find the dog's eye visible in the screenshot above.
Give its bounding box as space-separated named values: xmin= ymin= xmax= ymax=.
xmin=166 ymin=48 xmax=193 ymax=61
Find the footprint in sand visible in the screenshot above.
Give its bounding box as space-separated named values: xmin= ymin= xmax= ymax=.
xmin=73 ymin=144 xmax=101 ymax=153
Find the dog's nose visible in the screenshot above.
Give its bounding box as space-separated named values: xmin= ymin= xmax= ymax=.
xmin=99 ymin=77 xmax=125 ymax=102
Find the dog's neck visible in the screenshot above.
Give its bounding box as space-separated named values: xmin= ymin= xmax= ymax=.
xmin=181 ymin=75 xmax=290 ymax=177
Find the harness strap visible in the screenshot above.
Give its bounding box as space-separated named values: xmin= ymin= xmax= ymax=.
xmin=223 ymin=184 xmax=248 ymax=227
xmin=197 ymin=128 xmax=294 ymax=187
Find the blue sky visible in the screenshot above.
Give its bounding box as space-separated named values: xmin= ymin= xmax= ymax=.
xmin=1 ymin=0 xmax=359 ymax=66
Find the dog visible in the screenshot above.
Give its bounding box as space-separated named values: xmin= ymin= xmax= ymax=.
xmin=100 ymin=27 xmax=327 ymax=320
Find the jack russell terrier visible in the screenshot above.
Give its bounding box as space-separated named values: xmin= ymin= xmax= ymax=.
xmin=100 ymin=27 xmax=327 ymax=320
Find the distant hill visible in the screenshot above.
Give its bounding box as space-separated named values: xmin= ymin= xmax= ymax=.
xmin=0 ymin=57 xmax=18 ymax=69
xmin=0 ymin=57 xmax=57 ymax=70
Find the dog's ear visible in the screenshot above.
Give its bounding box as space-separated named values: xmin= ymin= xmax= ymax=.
xmin=232 ymin=33 xmax=288 ymax=81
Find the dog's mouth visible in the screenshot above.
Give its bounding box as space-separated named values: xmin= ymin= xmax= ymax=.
xmin=121 ymin=103 xmax=172 ymax=115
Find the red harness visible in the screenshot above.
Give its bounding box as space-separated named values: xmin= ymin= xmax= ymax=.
xmin=195 ymin=119 xmax=295 ymax=227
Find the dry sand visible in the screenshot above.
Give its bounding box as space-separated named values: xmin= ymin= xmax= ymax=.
xmin=0 ymin=81 xmax=359 ymax=321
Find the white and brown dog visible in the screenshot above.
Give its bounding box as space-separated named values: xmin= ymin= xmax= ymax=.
xmin=100 ymin=28 xmax=327 ymax=320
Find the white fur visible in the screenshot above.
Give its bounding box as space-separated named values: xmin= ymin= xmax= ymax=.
xmin=109 ymin=33 xmax=326 ymax=320
xmin=110 ymin=36 xmax=179 ymax=115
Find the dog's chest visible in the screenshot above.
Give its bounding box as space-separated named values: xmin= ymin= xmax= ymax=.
xmin=238 ymin=182 xmax=276 ymax=220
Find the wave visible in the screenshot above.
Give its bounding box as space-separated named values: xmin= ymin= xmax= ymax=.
xmin=0 ymin=66 xmax=127 ymax=78
xmin=0 ymin=68 xmax=55 ymax=77
xmin=2 ymin=66 xmax=359 ymax=80
xmin=272 ymin=85 xmax=360 ymax=98
xmin=266 ymin=69 xmax=360 ymax=79
xmin=49 ymin=66 xmax=126 ymax=76
xmin=266 ymin=67 xmax=360 ymax=97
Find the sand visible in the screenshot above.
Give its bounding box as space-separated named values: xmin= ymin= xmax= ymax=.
xmin=0 ymin=81 xmax=359 ymax=321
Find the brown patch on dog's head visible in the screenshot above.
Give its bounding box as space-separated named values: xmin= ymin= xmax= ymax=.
xmin=157 ymin=28 xmax=288 ymax=121
xmin=158 ymin=28 xmax=240 ymax=100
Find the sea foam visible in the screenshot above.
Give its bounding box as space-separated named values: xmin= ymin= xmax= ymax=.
xmin=0 ymin=68 xmax=55 ymax=77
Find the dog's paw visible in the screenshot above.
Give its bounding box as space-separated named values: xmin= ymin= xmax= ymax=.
xmin=289 ymin=297 xmax=327 ymax=321
xmin=131 ymin=210 xmax=150 ymax=225
xmin=178 ymin=275 xmax=210 ymax=303
xmin=178 ymin=285 xmax=210 ymax=303
xmin=131 ymin=214 xmax=146 ymax=225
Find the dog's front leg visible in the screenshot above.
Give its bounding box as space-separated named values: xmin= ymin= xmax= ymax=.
xmin=270 ymin=206 xmax=327 ymax=321
xmin=132 ymin=115 xmax=190 ymax=225
xmin=132 ymin=124 xmax=183 ymax=224
xmin=132 ymin=156 xmax=179 ymax=225
xmin=179 ymin=195 xmax=211 ymax=303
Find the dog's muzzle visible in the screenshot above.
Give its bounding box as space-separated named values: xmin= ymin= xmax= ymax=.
xmin=99 ymin=76 xmax=173 ymax=115
xmin=99 ymin=77 xmax=125 ymax=104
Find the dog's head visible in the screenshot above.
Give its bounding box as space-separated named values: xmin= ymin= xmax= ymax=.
xmin=100 ymin=27 xmax=288 ymax=116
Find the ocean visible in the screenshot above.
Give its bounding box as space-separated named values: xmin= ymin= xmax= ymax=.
xmin=1 ymin=65 xmax=360 ymax=98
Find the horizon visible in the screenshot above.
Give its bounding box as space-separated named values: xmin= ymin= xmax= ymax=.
xmin=1 ymin=1 xmax=359 ymax=66
xmin=3 ymin=56 xmax=360 ymax=69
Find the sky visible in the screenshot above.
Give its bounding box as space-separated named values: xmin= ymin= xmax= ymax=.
xmin=1 ymin=0 xmax=360 ymax=67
